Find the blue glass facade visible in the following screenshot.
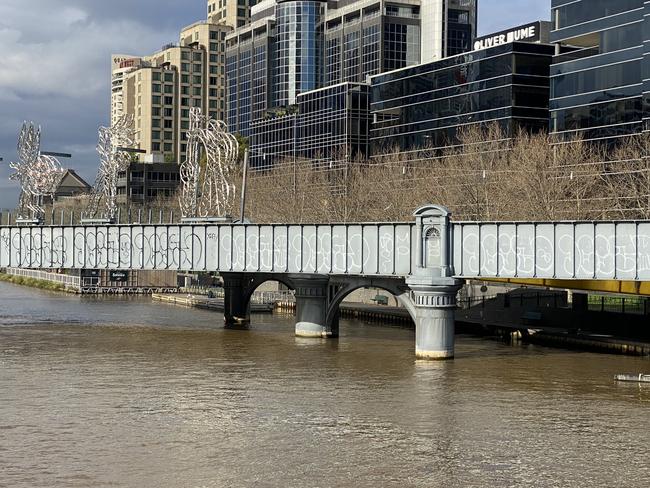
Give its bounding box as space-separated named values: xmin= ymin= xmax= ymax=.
xmin=550 ymin=0 xmax=646 ymax=142
xmin=274 ymin=0 xmax=326 ymax=106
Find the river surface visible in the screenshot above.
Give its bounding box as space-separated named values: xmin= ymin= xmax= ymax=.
xmin=1 ymin=282 xmax=649 ymax=487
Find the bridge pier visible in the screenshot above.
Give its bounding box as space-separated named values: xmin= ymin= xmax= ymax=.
xmin=291 ymin=274 xmax=334 ymax=338
xmin=407 ymin=278 xmax=463 ymax=359
xmin=221 ymin=273 xmax=250 ymax=326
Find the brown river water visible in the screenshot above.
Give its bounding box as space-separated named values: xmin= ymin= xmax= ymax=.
xmin=1 ymin=281 xmax=649 ymax=487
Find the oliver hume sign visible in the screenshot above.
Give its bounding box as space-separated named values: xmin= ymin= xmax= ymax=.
xmin=473 ymin=21 xmax=547 ymax=51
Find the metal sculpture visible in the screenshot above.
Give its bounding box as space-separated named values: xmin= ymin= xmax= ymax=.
xmin=8 ymin=122 xmax=64 ymax=221
xmin=84 ymin=114 xmax=135 ymax=221
xmin=179 ymin=107 xmax=238 ymax=219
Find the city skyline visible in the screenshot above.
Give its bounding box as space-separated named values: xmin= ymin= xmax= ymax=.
xmin=0 ymin=0 xmax=550 ymax=208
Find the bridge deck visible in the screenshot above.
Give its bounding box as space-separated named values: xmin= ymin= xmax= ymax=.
xmin=1 ymin=220 xmax=649 ymax=283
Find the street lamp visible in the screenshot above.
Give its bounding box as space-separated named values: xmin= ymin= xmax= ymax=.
xmin=41 ymin=151 xmax=72 ymax=159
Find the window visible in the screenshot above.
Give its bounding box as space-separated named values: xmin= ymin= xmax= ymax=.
xmin=164 ymin=143 xmax=173 ymax=151
xmin=152 ymin=107 xmax=161 ymax=116
xmin=193 ymin=64 xmax=202 ymax=73
xmin=164 ymin=96 xmax=173 ymax=105
xmin=152 ymin=84 xmax=161 ymax=93
xmin=210 ymin=77 xmax=218 ymax=86
xmin=164 ymin=85 xmax=173 ymax=94
xmin=152 ymin=142 xmax=161 ymax=151
xmin=194 ymin=87 xmax=202 ymax=96
xmin=193 ymin=52 xmax=202 ymax=62
xmin=164 ymin=120 xmax=173 ymax=129
xmin=164 ymin=108 xmax=173 ymax=117
xmin=181 ymin=109 xmax=190 ymax=118
xmin=181 ymin=63 xmax=190 ymax=72
xmin=164 ymin=72 xmax=174 ymax=82
xmin=153 ymin=72 xmax=161 ymax=81
xmin=181 ymin=51 xmax=190 ymax=60
xmin=164 ymin=131 xmax=173 ymax=140
xmin=152 ymin=130 xmax=161 ymax=139
xmin=152 ymin=95 xmax=161 ymax=104
xmin=182 ymin=86 xmax=189 ymax=95
xmin=152 ymin=119 xmax=161 ymax=128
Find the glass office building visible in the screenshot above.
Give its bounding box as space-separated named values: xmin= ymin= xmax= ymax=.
xmin=226 ymin=0 xmax=477 ymax=138
xmin=324 ymin=2 xmax=421 ymax=86
xmin=274 ymin=0 xmax=326 ymax=106
xmin=226 ymin=19 xmax=273 ymax=137
xmin=550 ymin=0 xmax=645 ymax=143
xmin=370 ymin=41 xmax=554 ymax=155
xmin=250 ymin=82 xmax=371 ymax=168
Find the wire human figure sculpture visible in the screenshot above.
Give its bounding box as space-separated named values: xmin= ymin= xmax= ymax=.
xmin=8 ymin=122 xmax=64 ymax=221
xmin=179 ymin=108 xmax=239 ymax=219
xmin=84 ymin=115 xmax=135 ymax=222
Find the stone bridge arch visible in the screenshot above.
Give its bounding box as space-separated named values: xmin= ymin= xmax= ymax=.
xmin=325 ymin=277 xmax=416 ymax=333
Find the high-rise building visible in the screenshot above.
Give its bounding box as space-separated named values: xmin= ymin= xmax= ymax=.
xmin=111 ymin=20 xmax=232 ymax=167
xmin=226 ymin=0 xmax=478 ymax=137
xmin=208 ymin=0 xmax=256 ymax=28
xmin=370 ymin=29 xmax=554 ymax=156
xmin=110 ymin=55 xmax=142 ymax=127
xmin=549 ymin=0 xmax=647 ymax=144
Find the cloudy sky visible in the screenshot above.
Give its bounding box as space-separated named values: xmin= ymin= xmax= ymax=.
xmin=0 ymin=0 xmax=550 ymax=208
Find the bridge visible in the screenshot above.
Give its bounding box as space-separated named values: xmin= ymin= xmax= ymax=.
xmin=2 ymin=204 xmax=649 ymax=360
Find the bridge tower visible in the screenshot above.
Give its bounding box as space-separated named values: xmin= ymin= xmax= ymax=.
xmin=407 ymin=205 xmax=463 ymax=359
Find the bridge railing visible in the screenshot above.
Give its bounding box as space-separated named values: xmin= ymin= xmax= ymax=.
xmin=0 ymin=208 xmax=183 ymax=227
xmin=182 ymin=286 xmax=296 ymax=304
xmin=4 ymin=267 xmax=80 ymax=289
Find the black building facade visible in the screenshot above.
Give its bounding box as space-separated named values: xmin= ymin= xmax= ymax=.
xmin=549 ymin=0 xmax=647 ymax=143
xmin=369 ymin=41 xmax=555 ymax=155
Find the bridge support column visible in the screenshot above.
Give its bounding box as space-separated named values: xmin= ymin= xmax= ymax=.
xmin=221 ymin=273 xmax=250 ymax=326
xmin=290 ymin=274 xmax=333 ymax=338
xmin=407 ymin=278 xmax=463 ymax=360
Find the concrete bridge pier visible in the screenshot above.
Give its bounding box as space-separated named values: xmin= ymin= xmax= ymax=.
xmin=407 ymin=277 xmax=463 ymax=359
xmin=221 ymin=272 xmax=250 ymax=326
xmin=290 ymin=274 xmax=334 ymax=338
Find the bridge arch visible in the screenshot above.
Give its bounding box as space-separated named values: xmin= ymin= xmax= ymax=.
xmin=241 ymin=274 xmax=296 ymax=311
xmin=325 ymin=277 xmax=416 ymax=329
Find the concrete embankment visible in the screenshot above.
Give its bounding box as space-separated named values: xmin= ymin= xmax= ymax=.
xmin=155 ymin=293 xmax=414 ymax=326
xmin=524 ymin=331 xmax=650 ymax=356
xmin=152 ymin=293 xmax=274 ymax=313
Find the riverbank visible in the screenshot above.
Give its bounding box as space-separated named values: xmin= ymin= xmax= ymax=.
xmin=0 ymin=272 xmax=72 ymax=293
xmin=152 ymin=293 xmax=274 ymax=313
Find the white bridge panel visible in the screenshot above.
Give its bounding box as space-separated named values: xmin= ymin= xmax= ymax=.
xmin=3 ymin=220 xmax=649 ymax=282
xmin=454 ymin=221 xmax=650 ymax=281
